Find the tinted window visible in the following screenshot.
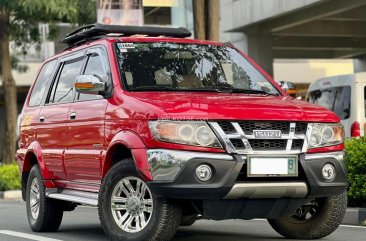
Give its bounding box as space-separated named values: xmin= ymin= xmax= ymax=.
xmin=49 ymin=58 xmax=84 ymax=104
xmin=115 ymin=42 xmax=280 ymax=95
xmin=77 ymin=54 xmax=106 ymax=101
xmin=308 ymin=86 xmax=351 ymax=120
xmin=28 ymin=60 xmax=56 ymax=106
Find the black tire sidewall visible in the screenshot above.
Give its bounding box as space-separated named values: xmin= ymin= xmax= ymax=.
xmin=268 ymin=193 xmax=347 ymax=239
xmin=26 ymin=165 xmax=46 ymax=230
xmin=99 ymin=160 xmax=169 ymax=241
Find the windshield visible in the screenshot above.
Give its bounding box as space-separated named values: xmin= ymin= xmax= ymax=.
xmin=308 ymin=86 xmax=351 ymax=120
xmin=115 ymin=42 xmax=280 ymax=95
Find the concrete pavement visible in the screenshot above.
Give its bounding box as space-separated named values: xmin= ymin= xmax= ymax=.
xmin=0 ymin=200 xmax=365 ymax=241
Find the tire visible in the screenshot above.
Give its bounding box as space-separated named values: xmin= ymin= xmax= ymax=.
xmin=98 ymin=158 xmax=182 ymax=241
xmin=268 ymin=192 xmax=347 ymax=239
xmin=26 ymin=165 xmax=64 ymax=232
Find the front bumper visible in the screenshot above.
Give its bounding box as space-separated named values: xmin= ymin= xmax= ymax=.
xmin=146 ymin=149 xmax=347 ymax=199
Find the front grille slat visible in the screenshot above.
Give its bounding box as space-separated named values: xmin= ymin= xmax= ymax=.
xmin=238 ymin=121 xmax=290 ymax=135
xmin=249 ymin=139 xmax=287 ymax=151
xmin=213 ymin=121 xmax=308 ymax=154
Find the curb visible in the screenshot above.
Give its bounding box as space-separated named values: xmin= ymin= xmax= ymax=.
xmin=342 ymin=208 xmax=366 ymax=226
xmin=0 ymin=190 xmax=22 ymax=200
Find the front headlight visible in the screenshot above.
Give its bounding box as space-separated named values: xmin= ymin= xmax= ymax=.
xmin=308 ymin=123 xmax=344 ymax=149
xmin=149 ymin=121 xmax=222 ymax=148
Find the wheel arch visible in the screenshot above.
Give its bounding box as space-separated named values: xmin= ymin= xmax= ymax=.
xmin=103 ymin=130 xmax=152 ymax=181
xmin=20 ymin=142 xmax=53 ymax=201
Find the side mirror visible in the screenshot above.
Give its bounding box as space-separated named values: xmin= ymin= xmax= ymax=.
xmin=279 ymin=81 xmax=297 ymax=97
xmin=75 ymin=74 xmax=105 ymax=95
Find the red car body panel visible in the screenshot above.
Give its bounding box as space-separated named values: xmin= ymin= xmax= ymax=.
xmin=16 ymin=37 xmax=341 ymax=191
xmin=65 ymin=99 xmax=108 ymax=183
xmin=37 ymin=104 xmax=70 ymax=180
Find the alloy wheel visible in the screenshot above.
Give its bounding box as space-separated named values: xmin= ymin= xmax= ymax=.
xmin=110 ymin=176 xmax=153 ymax=233
xmin=29 ymin=178 xmax=40 ymax=220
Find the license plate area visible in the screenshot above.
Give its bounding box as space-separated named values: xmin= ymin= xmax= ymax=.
xmin=247 ymin=156 xmax=298 ymax=177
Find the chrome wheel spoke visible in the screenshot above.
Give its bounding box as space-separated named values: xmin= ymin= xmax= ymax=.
xmin=135 ymin=179 xmax=142 ymax=196
xmin=29 ymin=178 xmax=40 ymax=220
xmin=122 ymin=215 xmax=134 ymax=230
xmin=138 ymin=185 xmax=146 ymax=199
xmin=139 ymin=212 xmax=146 ymax=227
xmin=143 ymin=199 xmax=152 ymax=206
xmin=143 ymin=206 xmax=153 ymax=214
xmin=111 ymin=176 xmax=153 ymax=233
xmin=111 ymin=204 xmax=127 ymax=211
xmin=31 ymin=185 xmax=38 ymax=195
xmin=31 ymin=204 xmax=38 ymax=213
xmin=112 ymin=196 xmax=127 ymax=203
xmin=117 ymin=212 xmax=130 ymax=227
xmin=30 ymin=198 xmax=37 ymax=207
xmin=120 ymin=186 xmax=131 ymax=198
xmin=123 ymin=179 xmax=135 ymax=194
xmin=135 ymin=216 xmax=141 ymax=230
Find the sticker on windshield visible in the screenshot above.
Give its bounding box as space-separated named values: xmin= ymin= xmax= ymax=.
xmin=117 ymin=43 xmax=135 ymax=49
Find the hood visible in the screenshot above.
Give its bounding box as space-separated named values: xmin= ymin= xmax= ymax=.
xmin=129 ymin=92 xmax=339 ymax=123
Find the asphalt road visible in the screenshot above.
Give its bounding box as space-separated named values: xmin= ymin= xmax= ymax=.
xmin=0 ymin=200 xmax=365 ymax=241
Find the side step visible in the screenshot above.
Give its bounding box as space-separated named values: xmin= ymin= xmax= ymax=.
xmin=46 ymin=188 xmax=98 ymax=206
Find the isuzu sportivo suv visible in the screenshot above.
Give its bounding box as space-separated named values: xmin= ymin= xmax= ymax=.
xmin=17 ymin=24 xmax=347 ymax=241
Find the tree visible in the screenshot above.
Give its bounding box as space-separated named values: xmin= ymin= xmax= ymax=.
xmin=0 ymin=0 xmax=96 ymax=164
xmin=192 ymin=0 xmax=219 ymax=41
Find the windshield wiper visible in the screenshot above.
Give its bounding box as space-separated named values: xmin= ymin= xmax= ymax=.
xmin=208 ymin=86 xmax=279 ymax=95
xmin=130 ymin=86 xmax=177 ymax=91
xmin=130 ymin=86 xmax=279 ymax=95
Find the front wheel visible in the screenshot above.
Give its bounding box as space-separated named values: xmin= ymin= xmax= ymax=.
xmin=98 ymin=159 xmax=182 ymax=241
xmin=268 ymin=192 xmax=347 ymax=239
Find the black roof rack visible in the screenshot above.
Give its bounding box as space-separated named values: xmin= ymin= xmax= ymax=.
xmin=62 ymin=23 xmax=192 ymax=46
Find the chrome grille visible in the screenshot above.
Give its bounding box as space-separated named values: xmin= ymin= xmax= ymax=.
xmin=210 ymin=121 xmax=310 ymax=154
xmin=238 ymin=121 xmax=289 ymax=135
xmin=249 ymin=139 xmax=287 ymax=151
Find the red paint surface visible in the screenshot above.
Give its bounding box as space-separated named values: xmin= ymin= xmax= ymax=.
xmin=16 ymin=37 xmax=342 ymax=192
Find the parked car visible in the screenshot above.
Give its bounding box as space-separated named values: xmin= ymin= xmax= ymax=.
xmin=307 ymin=73 xmax=366 ymax=138
xmin=17 ymin=24 xmax=347 ymax=241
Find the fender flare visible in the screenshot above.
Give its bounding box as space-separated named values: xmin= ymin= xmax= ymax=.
xmin=22 ymin=141 xmax=53 ymax=179
xmin=103 ymin=130 xmax=152 ymax=181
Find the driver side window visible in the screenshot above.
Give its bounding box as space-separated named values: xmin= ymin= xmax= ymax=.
xmin=48 ymin=58 xmax=84 ymax=104
xmin=77 ymin=53 xmax=107 ymax=101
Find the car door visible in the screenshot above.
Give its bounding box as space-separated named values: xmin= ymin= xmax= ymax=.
xmin=64 ymin=47 xmax=110 ymax=183
xmin=19 ymin=60 xmax=58 ymax=152
xmin=37 ymin=53 xmax=85 ymax=180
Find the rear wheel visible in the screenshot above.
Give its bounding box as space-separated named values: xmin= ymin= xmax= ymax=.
xmin=98 ymin=159 xmax=182 ymax=241
xmin=268 ymin=192 xmax=347 ymax=239
xmin=26 ymin=165 xmax=63 ymax=232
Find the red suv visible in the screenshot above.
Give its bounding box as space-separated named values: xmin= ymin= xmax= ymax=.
xmin=17 ymin=24 xmax=347 ymax=241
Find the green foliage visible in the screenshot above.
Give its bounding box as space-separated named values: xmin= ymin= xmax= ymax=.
xmin=0 ymin=55 xmax=28 ymax=74
xmin=345 ymin=137 xmax=366 ymax=203
xmin=1 ymin=0 xmax=96 ymax=54
xmin=0 ymin=163 xmax=21 ymax=191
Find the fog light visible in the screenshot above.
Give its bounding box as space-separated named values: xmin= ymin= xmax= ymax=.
xmin=322 ymin=163 xmax=336 ymax=181
xmin=195 ymin=164 xmax=212 ymax=182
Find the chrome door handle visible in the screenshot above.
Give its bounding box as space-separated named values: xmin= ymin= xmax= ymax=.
xmin=70 ymin=112 xmax=77 ymax=120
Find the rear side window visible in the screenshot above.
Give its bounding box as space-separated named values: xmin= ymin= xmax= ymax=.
xmin=308 ymin=86 xmax=351 ymax=120
xmin=28 ymin=60 xmax=56 ymax=107
xmin=48 ymin=58 xmax=84 ymax=104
